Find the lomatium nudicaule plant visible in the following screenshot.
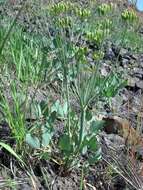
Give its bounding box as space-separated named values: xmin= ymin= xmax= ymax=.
xmin=0 ymin=0 xmax=140 ymax=179
xmin=25 ymin=1 xmax=128 ymax=173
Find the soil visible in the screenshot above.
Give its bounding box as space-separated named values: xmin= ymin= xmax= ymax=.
xmin=0 ymin=0 xmax=143 ymax=189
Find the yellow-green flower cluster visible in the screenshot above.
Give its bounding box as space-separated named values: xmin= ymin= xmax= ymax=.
xmin=49 ymin=2 xmax=73 ymax=15
xmin=97 ymin=19 xmax=112 ymax=30
xmin=73 ymin=46 xmax=88 ymax=63
xmin=121 ymin=9 xmax=137 ymax=22
xmin=98 ymin=3 xmax=113 ymax=15
xmin=74 ymin=7 xmax=91 ymax=19
xmin=56 ymin=17 xmax=72 ymax=28
xmin=86 ymin=29 xmax=109 ymax=44
xmin=93 ymin=51 xmax=104 ymax=61
xmin=75 ymin=46 xmax=88 ymax=55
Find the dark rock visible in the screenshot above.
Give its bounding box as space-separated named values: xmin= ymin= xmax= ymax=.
xmin=129 ymin=54 xmax=138 ymax=60
xmin=136 ymin=147 xmax=143 ymax=161
xmin=139 ymin=27 xmax=143 ymax=35
xmin=105 ymin=47 xmax=115 ymax=60
xmin=113 ymin=176 xmax=127 ymax=190
xmin=133 ymin=68 xmax=143 ymax=74
xmin=122 ymin=58 xmax=130 ymax=66
xmin=111 ymin=44 xmax=120 ymax=56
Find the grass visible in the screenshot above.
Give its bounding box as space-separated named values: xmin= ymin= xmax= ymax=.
xmin=0 ymin=0 xmax=143 ymax=189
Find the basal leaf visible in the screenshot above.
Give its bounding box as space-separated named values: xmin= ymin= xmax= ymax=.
xmin=25 ymin=134 xmax=40 ymax=149
xmin=90 ymin=120 xmax=105 ymax=134
xmin=42 ymin=131 xmax=53 ymax=147
xmin=59 ymin=134 xmax=71 ymax=151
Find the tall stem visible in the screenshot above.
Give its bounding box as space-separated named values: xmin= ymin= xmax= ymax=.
xmin=0 ymin=0 xmax=26 ymax=56
xmin=65 ymin=73 xmax=71 ymax=138
xmin=78 ymin=107 xmax=86 ymax=149
xmin=61 ymin=36 xmax=71 ymax=139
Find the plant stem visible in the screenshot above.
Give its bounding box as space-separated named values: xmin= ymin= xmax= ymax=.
xmin=65 ymin=74 xmax=71 ymax=139
xmin=0 ymin=0 xmax=26 ymax=56
xmin=78 ymin=107 xmax=86 ymax=149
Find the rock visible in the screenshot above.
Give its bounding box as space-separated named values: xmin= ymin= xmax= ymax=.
xmin=123 ymin=55 xmax=131 ymax=60
xmin=136 ymin=146 xmax=143 ymax=160
xmin=139 ymin=55 xmax=143 ymax=68
xmin=139 ymin=27 xmax=143 ymax=34
xmin=129 ymin=54 xmax=138 ymax=60
xmin=112 ymin=176 xmax=127 ymax=190
xmin=100 ymin=132 xmax=125 ymax=150
xmin=122 ymin=58 xmax=130 ymax=66
xmin=127 ymin=77 xmax=139 ymax=87
xmin=119 ymin=48 xmax=128 ymax=56
xmin=107 ymin=134 xmax=125 ymax=146
xmin=20 ymin=184 xmax=32 ymax=190
xmin=133 ymin=68 xmax=143 ymax=74
xmin=111 ymin=44 xmax=120 ymax=56
xmin=105 ymin=47 xmax=115 ymax=60
xmin=101 ymin=67 xmax=108 ymax=76
xmin=136 ymin=80 xmax=143 ymax=89
xmin=100 ymin=62 xmax=111 ymax=76
xmin=132 ymin=68 xmax=143 ymax=79
xmin=134 ymin=73 xmax=143 ymax=80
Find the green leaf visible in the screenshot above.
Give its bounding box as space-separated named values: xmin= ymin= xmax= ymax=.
xmin=90 ymin=120 xmax=105 ymax=134
xmin=59 ymin=134 xmax=71 ymax=151
xmin=0 ymin=142 xmax=24 ymax=164
xmin=51 ymin=100 xmax=60 ymax=112
xmin=81 ymin=145 xmax=88 ymax=155
xmin=41 ymin=152 xmax=50 ymax=160
xmin=42 ymin=130 xmax=53 ymax=147
xmin=88 ymin=148 xmax=102 ymax=164
xmin=49 ymin=111 xmax=57 ymax=123
xmin=25 ymin=134 xmax=40 ymax=149
xmin=52 ymin=35 xmax=63 ymax=49
xmin=85 ymin=109 xmax=92 ymax=121
xmin=88 ymin=136 xmax=98 ymax=151
xmin=51 ymin=100 xmax=67 ymax=118
xmin=103 ymin=74 xmax=126 ymax=98
xmin=0 ymin=0 xmax=7 ymax=3
xmin=40 ymin=101 xmax=49 ymax=117
xmin=79 ymin=137 xmax=88 ymax=154
xmin=63 ymin=101 xmax=68 ymax=115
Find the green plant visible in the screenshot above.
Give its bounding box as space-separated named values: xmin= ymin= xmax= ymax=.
xmin=8 ymin=29 xmax=54 ymax=83
xmin=97 ymin=3 xmax=114 ymax=15
xmin=23 ymin=1 xmax=128 ymax=174
xmin=0 ymin=0 xmax=26 ymax=56
xmin=54 ymin=9 xmax=127 ymax=172
xmin=121 ymin=8 xmax=138 ymax=23
xmin=58 ymin=110 xmax=104 ymax=170
xmin=49 ymin=2 xmax=73 ymax=16
xmin=74 ymin=7 xmax=91 ymax=19
xmin=1 ymin=1 xmax=143 ymax=185
xmin=0 ymin=83 xmax=26 ymax=150
xmin=25 ymin=100 xmax=56 ymax=159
